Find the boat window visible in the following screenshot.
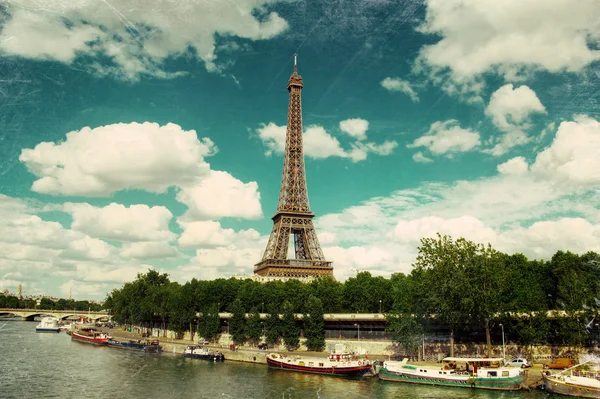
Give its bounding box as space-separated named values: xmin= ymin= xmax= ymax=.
xmin=502 ymin=371 xmax=509 ymax=377
xmin=319 ymin=363 xmax=324 ymax=367
xmin=487 ymin=371 xmax=497 ymax=377
xmin=309 ymin=362 xmax=313 ymax=366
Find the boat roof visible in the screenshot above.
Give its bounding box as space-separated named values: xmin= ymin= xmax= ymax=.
xmin=443 ymin=357 xmax=504 ymax=362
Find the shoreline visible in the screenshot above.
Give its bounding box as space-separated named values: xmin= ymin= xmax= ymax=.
xmin=97 ymin=326 xmax=546 ymax=389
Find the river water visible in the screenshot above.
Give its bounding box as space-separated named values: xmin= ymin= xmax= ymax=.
xmin=1 ymin=322 xmax=553 ymax=399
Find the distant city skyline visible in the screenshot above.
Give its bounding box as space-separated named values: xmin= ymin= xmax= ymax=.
xmin=0 ymin=0 xmax=599 ymax=299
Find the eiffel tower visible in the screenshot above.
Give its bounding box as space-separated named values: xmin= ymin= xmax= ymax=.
xmin=254 ymin=55 xmax=333 ymax=278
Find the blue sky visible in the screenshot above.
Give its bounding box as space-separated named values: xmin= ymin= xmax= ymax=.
xmin=0 ymin=0 xmax=599 ymax=299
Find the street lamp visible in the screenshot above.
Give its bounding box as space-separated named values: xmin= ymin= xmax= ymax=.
xmin=379 ymin=300 xmax=382 ymax=313
xmin=499 ymin=323 xmax=505 ymax=360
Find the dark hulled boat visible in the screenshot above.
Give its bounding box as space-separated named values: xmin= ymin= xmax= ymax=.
xmin=182 ymin=345 xmax=224 ymax=361
xmin=107 ymin=338 xmax=163 ymax=353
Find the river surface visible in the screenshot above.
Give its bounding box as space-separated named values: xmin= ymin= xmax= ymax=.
xmin=1 ymin=322 xmax=556 ymax=399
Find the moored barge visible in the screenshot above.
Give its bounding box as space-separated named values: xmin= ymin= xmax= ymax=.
xmin=378 ymin=357 xmax=524 ymax=391
xmin=266 ymin=350 xmax=373 ymax=377
xmin=107 ymin=338 xmax=163 ymax=353
xmin=71 ymin=327 xmax=110 ymax=345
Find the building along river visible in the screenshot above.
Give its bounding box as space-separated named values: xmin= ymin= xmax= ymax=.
xmin=0 ymin=321 xmax=555 ymax=399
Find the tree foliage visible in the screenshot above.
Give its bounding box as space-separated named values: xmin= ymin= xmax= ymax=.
xmin=245 ymin=306 xmax=262 ymax=346
xmin=229 ymin=299 xmax=246 ymax=344
xmin=304 ymin=295 xmax=325 ymax=351
xmin=281 ymin=300 xmax=299 ymax=349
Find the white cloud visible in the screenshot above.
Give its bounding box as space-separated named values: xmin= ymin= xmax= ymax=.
xmin=412 ymin=152 xmax=433 ymax=163
xmin=62 ymin=236 xmax=114 ymax=260
xmin=497 ymin=218 xmax=600 ymax=259
xmin=174 ymin=226 xmax=266 ymax=281
xmin=497 ymin=157 xmax=529 ymax=176
xmin=392 ymin=215 xmax=497 ymax=245
xmin=0 ymin=0 xmax=288 ymax=80
xmin=255 ymin=122 xmax=286 ymax=156
xmin=19 ymin=122 xmax=216 ymax=196
xmin=176 ymin=170 xmax=262 ymax=221
xmin=0 ymin=195 xmax=181 ymax=299
xmin=339 ymin=118 xmax=369 ymax=140
xmin=530 ymin=115 xmax=600 ymax=187
xmin=303 ymin=126 xmax=348 ymax=159
xmin=380 ymin=77 xmax=419 ymax=102
xmin=64 ymin=202 xmax=175 ymax=242
xmin=483 ymin=130 xmax=531 ymax=157
xmin=347 ymin=140 xmax=399 ymax=162
xmin=408 ymin=120 xmax=481 ymax=156
xmin=0 ymin=242 xmax=61 ymax=262
xmin=416 ymin=0 xmax=600 ymax=85
xmin=178 ymin=220 xmax=236 ymax=248
xmin=120 ymin=242 xmax=179 ymax=260
xmin=256 ymin=121 xmax=398 ymax=162
xmin=486 ymin=84 xmax=547 ymax=131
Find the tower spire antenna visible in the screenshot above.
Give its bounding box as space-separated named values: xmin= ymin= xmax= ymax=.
xmin=294 ymin=53 xmax=298 ymax=73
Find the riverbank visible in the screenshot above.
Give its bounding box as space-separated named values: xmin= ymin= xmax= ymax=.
xmin=99 ymin=326 xmax=546 ymax=389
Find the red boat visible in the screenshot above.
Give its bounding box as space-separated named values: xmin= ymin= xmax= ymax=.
xmin=71 ymin=327 xmax=110 ymax=345
xmin=266 ymin=351 xmax=373 ymax=377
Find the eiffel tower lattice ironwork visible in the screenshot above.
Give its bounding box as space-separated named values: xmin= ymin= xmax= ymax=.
xmin=254 ymin=55 xmax=333 ymax=278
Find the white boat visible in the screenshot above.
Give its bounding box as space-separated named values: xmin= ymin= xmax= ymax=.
xmin=379 ymin=357 xmax=525 ymax=391
xmin=542 ymin=357 xmax=600 ymax=398
xmin=36 ymin=317 xmax=61 ymax=333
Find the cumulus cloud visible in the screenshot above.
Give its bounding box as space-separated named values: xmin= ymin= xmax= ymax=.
xmin=530 ymin=115 xmax=600 ymax=187
xmin=392 ymin=215 xmax=497 ymax=245
xmin=408 ymin=120 xmax=481 ymax=157
xmin=19 ymin=122 xmax=216 ymax=196
xmin=0 ymin=195 xmax=180 ymax=298
xmin=380 ymin=77 xmax=419 ymax=102
xmin=486 ymin=84 xmax=547 ymax=131
xmin=303 ymin=126 xmax=348 ymax=159
xmin=0 ymin=0 xmax=288 ymax=80
xmin=339 ymin=118 xmax=370 ymax=140
xmin=178 ymin=221 xmax=236 ymax=248
xmin=120 ymin=242 xmax=179 ymax=260
xmin=497 ymin=157 xmax=529 ymax=176
xmin=64 ymin=202 xmax=175 ymax=242
xmin=174 ymin=226 xmax=266 ymax=281
xmin=416 ymin=0 xmax=600 ymax=87
xmin=482 ymin=84 xmax=546 ymax=155
xmin=176 ymin=170 xmax=262 ymax=221
xmin=255 ymin=120 xmax=398 ymax=162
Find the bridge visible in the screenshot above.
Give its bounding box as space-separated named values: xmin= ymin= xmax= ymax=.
xmin=0 ymin=308 xmax=110 ymax=321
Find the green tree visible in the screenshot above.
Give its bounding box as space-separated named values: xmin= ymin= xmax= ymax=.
xmin=412 ymin=234 xmax=474 ymax=356
xmin=39 ymin=297 xmax=55 ymax=310
xmin=167 ymin=282 xmax=195 ymax=336
xmin=264 ymin=305 xmax=281 ymax=347
xmin=304 ymin=295 xmax=326 ymax=351
xmin=197 ymin=304 xmax=221 ymax=342
xmin=386 ymin=313 xmax=423 ymax=357
xmin=246 ymin=306 xmax=262 ymax=346
xmin=464 ymin=243 xmax=510 ymax=357
xmin=281 ymin=300 xmax=299 ymax=349
xmin=229 ymin=299 xmax=246 ymax=344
